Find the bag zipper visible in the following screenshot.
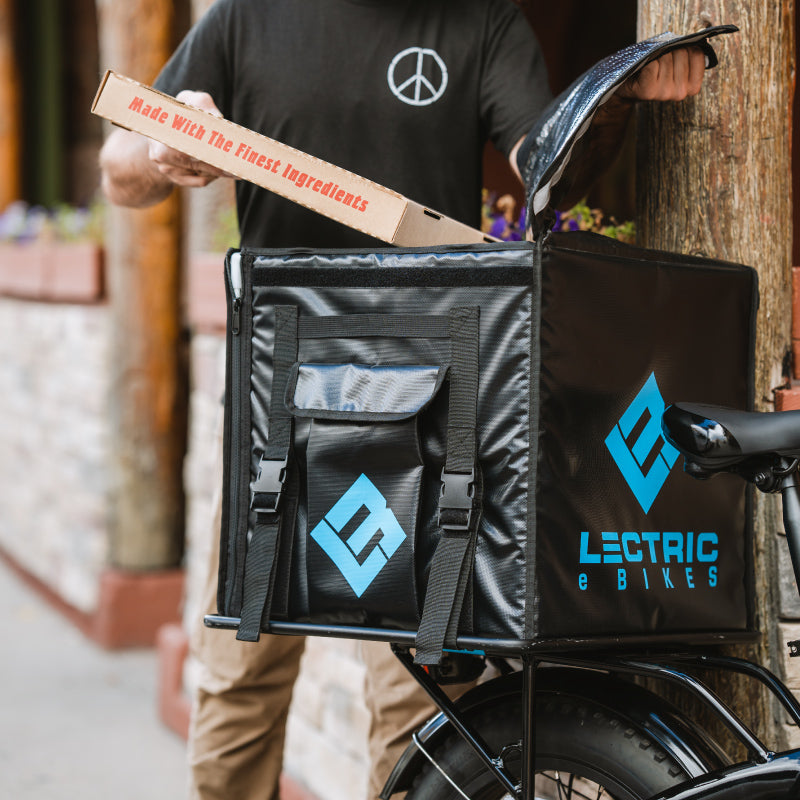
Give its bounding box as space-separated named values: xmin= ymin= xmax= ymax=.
xmin=225 ymin=251 xmax=245 ymax=611
xmin=230 ymin=251 xmax=242 ymax=334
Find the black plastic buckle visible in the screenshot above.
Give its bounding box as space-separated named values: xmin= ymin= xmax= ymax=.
xmin=438 ymin=467 xmax=475 ymax=533
xmin=250 ymin=455 xmax=288 ymax=515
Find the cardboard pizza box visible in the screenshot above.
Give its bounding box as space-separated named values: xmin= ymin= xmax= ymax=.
xmin=92 ymin=70 xmax=496 ymax=247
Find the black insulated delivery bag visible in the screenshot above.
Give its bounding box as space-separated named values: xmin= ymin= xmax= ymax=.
xmin=217 ymin=235 xmax=757 ymax=657
xmin=213 ymin=25 xmax=757 ymax=661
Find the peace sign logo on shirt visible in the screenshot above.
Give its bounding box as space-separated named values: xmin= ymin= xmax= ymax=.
xmin=387 ymin=47 xmax=449 ymax=106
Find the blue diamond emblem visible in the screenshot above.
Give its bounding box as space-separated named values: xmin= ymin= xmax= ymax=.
xmin=309 ymin=474 xmax=406 ymax=597
xmin=605 ymin=372 xmax=680 ymax=514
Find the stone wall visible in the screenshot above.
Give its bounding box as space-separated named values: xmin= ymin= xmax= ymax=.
xmin=0 ymin=292 xmax=111 ymax=612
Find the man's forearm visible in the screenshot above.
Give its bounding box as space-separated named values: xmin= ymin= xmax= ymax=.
xmin=99 ymin=129 xmax=175 ymax=208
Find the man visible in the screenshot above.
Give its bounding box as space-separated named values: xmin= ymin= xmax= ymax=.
xmin=99 ymin=2 xmax=707 ymax=798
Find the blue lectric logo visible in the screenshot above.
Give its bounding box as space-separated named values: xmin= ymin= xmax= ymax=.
xmin=309 ymin=474 xmax=407 ymax=597
xmin=604 ymin=372 xmax=680 ymax=514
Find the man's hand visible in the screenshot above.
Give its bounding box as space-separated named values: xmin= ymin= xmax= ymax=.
xmin=100 ymin=89 xmax=231 ymax=208
xmin=618 ymin=46 xmax=707 ymax=103
xmin=148 ymin=90 xmax=231 ymax=187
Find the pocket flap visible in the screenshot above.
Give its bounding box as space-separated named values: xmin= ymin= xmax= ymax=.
xmin=286 ymin=363 xmax=447 ymax=421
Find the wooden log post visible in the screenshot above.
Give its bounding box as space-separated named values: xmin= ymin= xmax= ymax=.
xmin=0 ymin=0 xmax=21 ymax=209
xmin=96 ymin=0 xmax=188 ymax=570
xmin=636 ymin=3 xmax=794 ymax=745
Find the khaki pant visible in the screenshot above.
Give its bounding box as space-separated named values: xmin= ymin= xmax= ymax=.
xmin=188 ymin=498 xmax=471 ymax=800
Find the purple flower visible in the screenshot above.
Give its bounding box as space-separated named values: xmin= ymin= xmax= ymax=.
xmin=489 ymin=217 xmax=507 ymax=238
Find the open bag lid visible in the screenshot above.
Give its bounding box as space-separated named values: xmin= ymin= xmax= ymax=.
xmin=520 ymin=24 xmax=738 ymax=237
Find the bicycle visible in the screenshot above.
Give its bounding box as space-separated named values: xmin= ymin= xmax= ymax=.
xmin=206 ymin=384 xmax=800 ymax=800
xmin=361 ymin=401 xmax=800 ymax=800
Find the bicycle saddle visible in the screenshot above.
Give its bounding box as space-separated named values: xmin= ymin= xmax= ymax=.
xmin=662 ymin=403 xmax=800 ymax=470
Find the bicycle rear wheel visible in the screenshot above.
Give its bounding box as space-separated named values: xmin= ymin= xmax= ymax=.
xmin=406 ymin=690 xmax=698 ymax=800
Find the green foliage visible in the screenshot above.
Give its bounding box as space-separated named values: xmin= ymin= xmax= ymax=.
xmin=553 ymin=200 xmax=636 ymax=243
xmin=482 ymin=192 xmax=636 ymax=243
xmin=209 ymin=205 xmax=240 ymax=252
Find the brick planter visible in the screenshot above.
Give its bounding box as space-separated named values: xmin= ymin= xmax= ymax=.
xmin=187 ymin=251 xmax=227 ymax=332
xmin=0 ymin=241 xmax=104 ymax=302
xmin=0 ymin=241 xmax=46 ymax=297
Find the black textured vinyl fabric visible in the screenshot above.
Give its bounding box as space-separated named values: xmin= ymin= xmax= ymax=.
xmin=219 ymin=236 xmax=757 ymax=650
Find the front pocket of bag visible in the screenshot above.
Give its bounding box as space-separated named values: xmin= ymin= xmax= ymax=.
xmin=286 ymin=362 xmax=447 ymax=628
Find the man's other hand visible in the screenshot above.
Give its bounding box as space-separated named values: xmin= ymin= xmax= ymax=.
xmin=148 ymin=90 xmax=231 ymax=187
xmin=618 ymin=46 xmax=707 ymax=103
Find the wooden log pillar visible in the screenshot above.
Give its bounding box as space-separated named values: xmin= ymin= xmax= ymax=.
xmin=636 ymin=3 xmax=794 ymax=745
xmin=0 ymin=0 xmax=21 ymax=209
xmin=96 ymin=0 xmax=188 ymax=570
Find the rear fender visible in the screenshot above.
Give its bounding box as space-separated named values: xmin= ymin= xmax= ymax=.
xmin=380 ymin=665 xmax=729 ymax=799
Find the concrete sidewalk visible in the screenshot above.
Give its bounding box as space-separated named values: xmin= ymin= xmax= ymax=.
xmin=0 ymin=561 xmax=189 ymax=799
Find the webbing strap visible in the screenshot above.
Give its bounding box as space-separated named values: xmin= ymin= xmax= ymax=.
xmin=413 ymin=534 xmax=478 ymax=665
xmin=443 ymin=308 xmax=480 ymax=474
xmin=298 ymin=313 xmax=450 ymax=340
xmin=237 ymin=306 xmax=297 ymax=642
xmin=415 ymin=307 xmax=481 ymax=665
xmin=236 ymin=518 xmax=281 ymax=642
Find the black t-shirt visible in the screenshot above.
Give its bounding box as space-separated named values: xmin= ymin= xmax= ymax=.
xmin=155 ymin=0 xmax=551 ymax=247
